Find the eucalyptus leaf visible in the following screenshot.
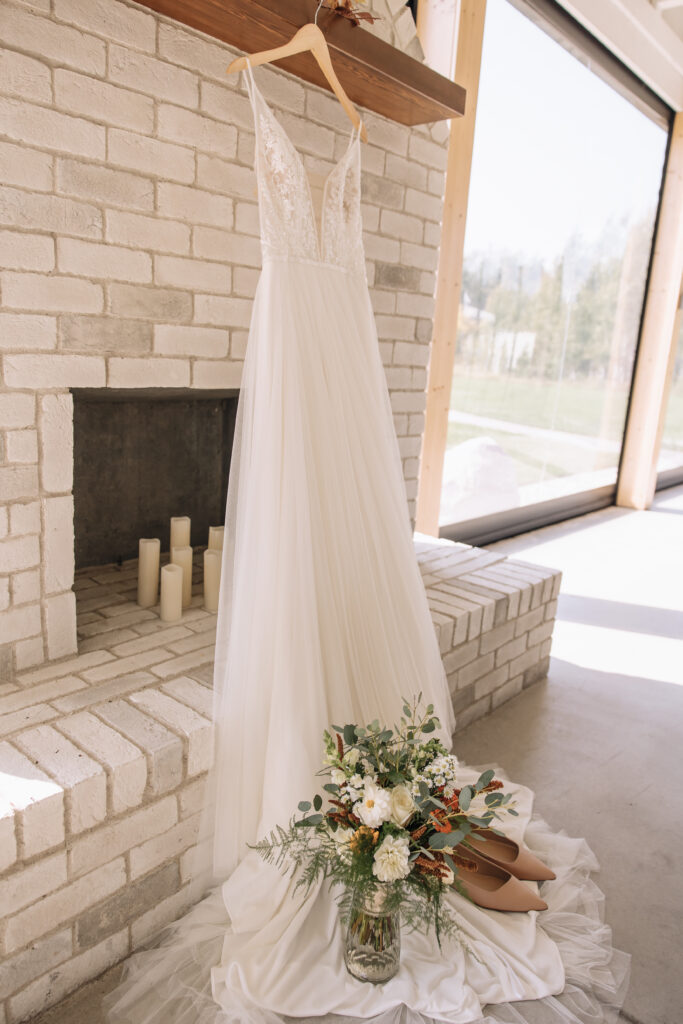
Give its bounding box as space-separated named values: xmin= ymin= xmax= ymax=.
xmin=475 ymin=769 xmax=495 ymax=791
xmin=343 ymin=724 xmax=356 ymax=746
xmin=313 ymin=794 xmax=323 ymax=811
xmin=459 ymin=786 xmax=472 ymax=811
xmin=428 ymin=832 xmax=459 ymax=850
xmin=422 ymin=721 xmax=436 ymax=733
xmin=323 ymin=783 xmax=340 ymax=794
xmin=298 ymin=801 xmax=311 ymax=813
xmin=295 ymin=813 xmax=323 ymax=827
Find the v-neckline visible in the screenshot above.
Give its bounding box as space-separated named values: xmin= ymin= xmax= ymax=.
xmin=244 ymin=60 xmax=359 ymax=264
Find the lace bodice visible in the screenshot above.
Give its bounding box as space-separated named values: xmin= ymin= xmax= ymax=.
xmin=244 ymin=62 xmax=366 ymax=279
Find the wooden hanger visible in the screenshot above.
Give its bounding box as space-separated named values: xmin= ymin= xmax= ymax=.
xmin=226 ymin=21 xmax=367 ymax=142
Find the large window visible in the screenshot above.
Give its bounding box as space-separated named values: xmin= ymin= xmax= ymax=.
xmin=439 ymin=0 xmax=669 ymax=531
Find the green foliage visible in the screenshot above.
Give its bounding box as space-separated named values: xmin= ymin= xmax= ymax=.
xmin=249 ymin=698 xmax=515 ymax=951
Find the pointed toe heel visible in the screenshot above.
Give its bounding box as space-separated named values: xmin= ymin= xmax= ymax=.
xmin=453 ymin=848 xmax=548 ymax=913
xmin=464 ymin=827 xmax=556 ymax=882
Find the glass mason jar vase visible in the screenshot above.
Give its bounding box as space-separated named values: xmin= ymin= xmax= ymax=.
xmin=344 ymin=885 xmax=401 ymax=984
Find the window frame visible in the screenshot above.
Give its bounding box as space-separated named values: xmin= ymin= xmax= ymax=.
xmin=437 ymin=0 xmax=676 ymax=545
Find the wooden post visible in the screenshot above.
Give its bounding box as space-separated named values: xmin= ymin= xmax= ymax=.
xmin=416 ymin=0 xmax=487 ymax=535
xmin=616 ymin=112 xmax=683 ymax=509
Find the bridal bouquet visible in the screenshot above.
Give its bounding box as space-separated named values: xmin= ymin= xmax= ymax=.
xmin=252 ymin=697 xmax=516 ymax=953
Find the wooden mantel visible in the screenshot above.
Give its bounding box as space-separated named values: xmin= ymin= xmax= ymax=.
xmin=137 ymin=0 xmax=466 ymax=124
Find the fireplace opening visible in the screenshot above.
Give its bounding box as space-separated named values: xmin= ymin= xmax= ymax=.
xmin=72 ymin=388 xmax=238 ymax=569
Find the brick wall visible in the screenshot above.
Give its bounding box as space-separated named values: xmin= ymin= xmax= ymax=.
xmin=0 ymin=0 xmax=449 ymax=678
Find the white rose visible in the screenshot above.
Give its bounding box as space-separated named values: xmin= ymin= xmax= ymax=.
xmin=331 ymin=769 xmax=346 ymax=786
xmin=344 ymin=748 xmax=360 ymax=767
xmin=354 ymin=780 xmax=392 ymax=828
xmin=389 ymin=785 xmax=415 ymax=826
xmin=372 ymin=834 xmax=411 ymax=882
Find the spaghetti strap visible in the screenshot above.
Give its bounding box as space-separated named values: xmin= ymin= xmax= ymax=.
xmin=242 ymin=56 xmax=256 ymax=101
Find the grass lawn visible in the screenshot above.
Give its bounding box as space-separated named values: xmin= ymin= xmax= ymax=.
xmin=450 ymin=369 xmax=631 ymax=441
xmin=446 ymin=369 xmax=683 ymax=488
xmin=445 ymin=422 xmax=618 ymax=487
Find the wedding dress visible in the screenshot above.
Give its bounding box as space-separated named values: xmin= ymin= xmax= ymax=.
xmin=104 ymin=64 xmax=629 ymax=1024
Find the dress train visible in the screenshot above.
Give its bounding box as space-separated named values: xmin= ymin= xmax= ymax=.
xmin=103 ymin=803 xmax=629 ymax=1024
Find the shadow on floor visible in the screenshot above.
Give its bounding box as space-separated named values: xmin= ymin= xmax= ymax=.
xmin=557 ymin=593 xmax=683 ymax=640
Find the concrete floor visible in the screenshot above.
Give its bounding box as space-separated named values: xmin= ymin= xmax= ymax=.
xmin=457 ymin=484 xmax=683 ymax=1024
xmin=30 ymin=486 xmax=683 ymax=1024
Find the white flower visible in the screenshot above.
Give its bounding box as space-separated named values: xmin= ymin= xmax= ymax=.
xmin=354 ymin=779 xmax=392 ymax=828
xmin=331 ymin=769 xmax=346 ymax=787
xmin=372 ymin=834 xmax=411 ymax=882
xmin=332 ymin=827 xmax=353 ymax=847
xmin=344 ymin=748 xmax=360 ymax=767
xmin=350 ymin=774 xmax=363 ymax=789
xmin=389 ymin=784 xmax=415 ymax=826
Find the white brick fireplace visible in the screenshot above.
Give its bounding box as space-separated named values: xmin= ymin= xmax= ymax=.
xmin=0 ymin=0 xmax=449 ymax=679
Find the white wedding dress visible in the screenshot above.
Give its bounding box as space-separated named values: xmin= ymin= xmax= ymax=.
xmin=104 ymin=64 xmax=628 ymax=1024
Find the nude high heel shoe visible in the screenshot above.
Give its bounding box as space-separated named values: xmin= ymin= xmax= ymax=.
xmin=453 ymin=848 xmax=548 ymax=913
xmin=464 ymin=827 xmax=556 ymax=882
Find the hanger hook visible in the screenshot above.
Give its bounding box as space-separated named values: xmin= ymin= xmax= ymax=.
xmin=314 ymin=0 xmax=325 ymax=26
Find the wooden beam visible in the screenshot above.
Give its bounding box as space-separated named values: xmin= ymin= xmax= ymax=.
xmin=616 ymin=112 xmax=683 ymax=509
xmin=557 ymin=0 xmax=683 ymax=112
xmin=416 ymin=0 xmax=487 ymax=535
xmin=137 ymin=0 xmax=466 ymax=124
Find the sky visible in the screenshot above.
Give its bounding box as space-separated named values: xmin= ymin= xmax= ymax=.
xmin=464 ymin=0 xmax=669 ymax=265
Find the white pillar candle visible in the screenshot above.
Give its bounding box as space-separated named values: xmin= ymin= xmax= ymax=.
xmin=137 ymin=538 xmax=160 ymax=608
xmin=170 ymin=516 xmax=191 ymax=549
xmin=204 ymin=548 xmax=222 ymax=613
xmin=160 ymin=563 xmax=183 ymax=622
xmin=208 ymin=526 xmax=225 ymax=551
xmin=171 ymin=545 xmax=193 ymax=609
